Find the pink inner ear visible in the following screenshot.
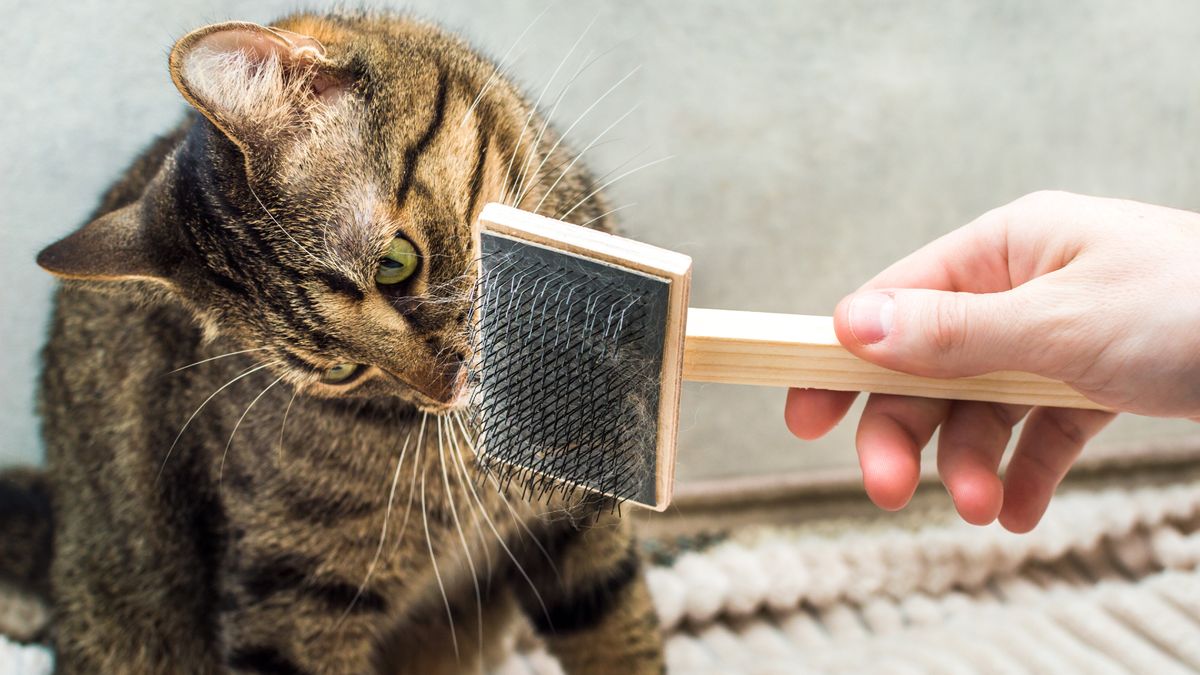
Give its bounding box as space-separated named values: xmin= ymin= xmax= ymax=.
xmin=265 ymin=27 xmax=327 ymax=59
xmin=195 ymin=27 xmax=323 ymax=67
xmin=310 ymin=72 xmax=349 ymax=103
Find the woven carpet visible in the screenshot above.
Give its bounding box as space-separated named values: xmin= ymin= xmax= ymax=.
xmin=500 ymin=463 xmax=1200 ymax=674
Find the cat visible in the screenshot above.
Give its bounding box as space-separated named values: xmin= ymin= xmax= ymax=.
xmin=0 ymin=12 xmax=663 ymax=674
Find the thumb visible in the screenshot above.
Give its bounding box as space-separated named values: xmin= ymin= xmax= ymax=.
xmin=834 ymin=288 xmax=1050 ymax=379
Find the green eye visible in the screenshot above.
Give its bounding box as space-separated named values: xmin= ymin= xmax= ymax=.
xmin=321 ymin=363 xmax=359 ymax=384
xmin=376 ymin=236 xmax=419 ymax=285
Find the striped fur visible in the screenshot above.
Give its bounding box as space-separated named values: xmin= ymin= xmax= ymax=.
xmin=26 ymin=12 xmax=662 ymax=674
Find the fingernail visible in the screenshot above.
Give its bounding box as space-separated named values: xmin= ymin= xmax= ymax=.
xmin=849 ymin=292 xmax=894 ymax=345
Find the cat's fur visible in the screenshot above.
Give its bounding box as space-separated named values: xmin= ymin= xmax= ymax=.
xmin=2 ymin=12 xmax=663 ymax=674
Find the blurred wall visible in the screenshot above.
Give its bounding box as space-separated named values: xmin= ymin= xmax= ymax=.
xmin=3 ymin=1 xmax=1199 ymax=483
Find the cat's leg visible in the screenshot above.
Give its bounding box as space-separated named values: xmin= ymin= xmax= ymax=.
xmin=512 ymin=514 xmax=664 ymax=675
xmin=219 ymin=572 xmax=509 ymax=675
xmin=47 ymin=456 xmax=222 ymax=674
xmin=50 ymin=535 xmax=221 ymax=672
xmin=217 ymin=557 xmax=394 ymax=675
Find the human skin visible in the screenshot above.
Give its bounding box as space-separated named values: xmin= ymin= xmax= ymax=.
xmin=785 ymin=191 xmax=1200 ymax=532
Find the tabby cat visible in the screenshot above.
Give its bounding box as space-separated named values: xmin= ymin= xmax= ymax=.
xmin=0 ymin=12 xmax=663 ymax=674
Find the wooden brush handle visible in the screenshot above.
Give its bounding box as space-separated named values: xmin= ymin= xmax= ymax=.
xmin=681 ymin=308 xmax=1105 ymax=410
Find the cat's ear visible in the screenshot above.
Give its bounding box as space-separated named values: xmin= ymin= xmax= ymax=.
xmin=37 ymin=203 xmax=173 ymax=284
xmin=169 ymin=21 xmax=344 ymax=151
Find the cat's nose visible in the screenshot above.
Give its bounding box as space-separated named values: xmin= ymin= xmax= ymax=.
xmin=409 ymin=352 xmax=467 ymax=405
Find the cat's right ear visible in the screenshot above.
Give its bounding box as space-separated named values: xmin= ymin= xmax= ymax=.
xmin=168 ymin=21 xmax=345 ymax=155
xmin=36 ymin=202 xmax=175 ymax=284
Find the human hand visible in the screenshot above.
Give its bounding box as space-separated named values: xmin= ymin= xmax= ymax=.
xmin=785 ymin=191 xmax=1200 ymax=532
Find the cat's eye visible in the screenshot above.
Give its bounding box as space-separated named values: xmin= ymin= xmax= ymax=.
xmin=376 ymin=237 xmax=419 ymax=285
xmin=321 ymin=363 xmax=359 ymax=384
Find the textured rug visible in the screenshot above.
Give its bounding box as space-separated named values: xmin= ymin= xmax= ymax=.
xmin=3 ymin=465 xmax=1199 ymax=674
xmin=499 ymin=464 xmax=1200 ymax=674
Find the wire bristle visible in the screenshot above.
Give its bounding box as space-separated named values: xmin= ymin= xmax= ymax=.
xmin=467 ymin=233 xmax=669 ymax=507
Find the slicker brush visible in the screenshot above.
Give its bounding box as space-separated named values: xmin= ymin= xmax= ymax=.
xmin=468 ymin=204 xmax=1104 ymax=511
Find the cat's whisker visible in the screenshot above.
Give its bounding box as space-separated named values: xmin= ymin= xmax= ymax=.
xmin=337 ymin=429 xmax=413 ymax=626
xmin=420 ymin=412 xmax=460 ymax=660
xmin=445 ymin=411 xmax=552 ymax=623
xmin=246 ymin=183 xmax=325 ymax=266
xmin=321 ymin=220 xmax=334 ymax=258
xmin=502 ymin=102 xmax=551 ymax=209
xmin=446 ymin=416 xmax=495 ymax=581
xmin=505 ymin=43 xmax=613 ymax=208
xmin=500 ymin=20 xmax=591 ymax=207
xmin=219 ymin=373 xmax=286 ymax=486
xmin=437 ymin=416 xmax=485 ymax=656
xmin=166 ymin=346 xmax=270 ymax=375
xmin=519 ymin=137 xmax=625 ymax=207
xmin=579 ymin=202 xmax=638 ymax=229
xmin=587 ymin=143 xmax=651 ymax=187
xmin=515 ymin=38 xmax=646 ymax=205
xmin=510 ymin=46 xmax=612 ymax=209
xmin=459 ymin=1 xmax=553 ymax=126
xmin=524 ymin=125 xmax=649 ymax=223
xmin=512 ymin=49 xmax=634 ymax=208
xmin=276 ymin=387 xmax=299 ymax=462
xmin=530 ymin=103 xmax=639 ymax=213
xmin=520 ymin=67 xmax=643 ymax=210
xmin=557 ymin=154 xmax=674 ymax=221
xmin=450 ymin=412 xmax=561 ymax=583
xmin=390 ymin=410 xmax=426 ymax=558
xmin=509 ymin=14 xmax=600 ymax=206
xmin=157 ymin=360 xmax=281 ymax=482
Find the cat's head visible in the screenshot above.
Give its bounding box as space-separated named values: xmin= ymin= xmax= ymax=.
xmin=37 ymin=15 xmax=610 ymax=412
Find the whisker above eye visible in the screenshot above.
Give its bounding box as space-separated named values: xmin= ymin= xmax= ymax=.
xmin=528 ymin=103 xmax=638 ymax=213
xmin=166 ymin=346 xmax=271 ymax=375
xmin=557 ymin=154 xmax=673 ymax=221
xmin=509 ymin=14 xmax=600 ymax=205
xmin=578 ymin=202 xmax=638 ymax=230
xmin=516 ymin=65 xmax=641 ymax=211
xmin=499 ymin=11 xmax=594 ymax=206
xmin=508 ymin=40 xmax=633 ymax=208
xmin=459 ymin=1 xmax=553 ymax=127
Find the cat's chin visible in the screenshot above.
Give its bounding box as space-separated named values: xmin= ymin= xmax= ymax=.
xmin=411 ymin=388 xmax=472 ymax=414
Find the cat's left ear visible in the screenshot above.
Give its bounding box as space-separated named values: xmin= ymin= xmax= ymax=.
xmin=37 ymin=202 xmax=175 ymax=284
xmin=169 ymin=21 xmax=345 ymax=153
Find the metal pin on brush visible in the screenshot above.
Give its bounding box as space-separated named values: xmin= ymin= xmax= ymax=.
xmin=467 ymin=203 xmax=1105 ymax=512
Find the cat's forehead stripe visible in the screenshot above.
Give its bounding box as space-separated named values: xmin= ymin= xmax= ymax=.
xmin=393 ymin=71 xmax=450 ymax=211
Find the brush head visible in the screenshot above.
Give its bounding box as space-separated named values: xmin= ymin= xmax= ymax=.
xmin=468 ymin=204 xmax=692 ymax=510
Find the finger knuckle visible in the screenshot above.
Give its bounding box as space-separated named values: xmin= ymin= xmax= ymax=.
xmin=1015 ymin=446 xmax=1060 ymax=483
xmin=1045 ymin=412 xmax=1088 ymax=448
xmin=929 ymin=297 xmax=968 ymax=358
xmin=987 ymin=402 xmax=1024 ymax=429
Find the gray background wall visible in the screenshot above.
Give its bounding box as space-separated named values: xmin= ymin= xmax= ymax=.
xmin=3 ymin=1 xmax=1199 ymax=484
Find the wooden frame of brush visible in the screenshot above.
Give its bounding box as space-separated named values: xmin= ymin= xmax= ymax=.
xmin=478 ymin=204 xmax=693 ymax=509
